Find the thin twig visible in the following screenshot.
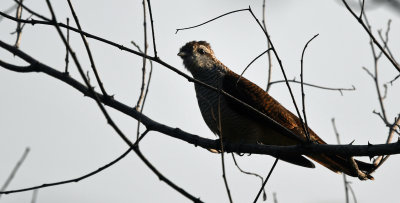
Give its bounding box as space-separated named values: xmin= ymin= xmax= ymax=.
xmin=268 ymin=79 xmax=355 ymax=95
xmin=237 ymin=48 xmax=272 ymax=84
xmin=372 ymin=116 xmax=400 ymax=171
xmin=132 ymin=147 xmax=202 ymax=203
xmin=388 ymin=74 xmax=400 ymax=85
xmin=262 ymin=0 xmax=273 ymax=92
xmin=30 ymin=189 xmax=38 ymax=203
xmin=273 ymin=192 xmax=278 ymax=203
xmin=66 ymin=0 xmax=109 ymax=97
xmin=0 ymin=4 xmax=18 ymax=22
xmin=359 ymin=0 xmax=365 ymax=19
xmin=138 ymin=57 xmax=154 ymax=140
xmin=0 ymin=131 xmax=148 ymax=195
xmin=342 ymin=0 xmax=400 ymax=72
xmin=14 ymin=0 xmax=24 ymax=48
xmin=133 ymin=0 xmax=150 ymax=141
xmin=377 ymin=20 xmax=391 ymax=59
xmin=347 ymin=183 xmax=358 ymax=203
xmin=217 ymin=76 xmax=233 ymax=203
xmin=146 ymin=0 xmax=157 ymax=58
xmin=300 ymin=34 xmax=319 ymax=140
xmin=231 ymin=154 xmax=266 ymax=201
xmin=363 ymin=65 xmax=388 ymax=122
xmin=135 ymin=0 xmax=149 ymax=112
xmin=360 ymin=8 xmax=398 ymax=169
xmin=331 ymin=118 xmax=350 ymax=203
xmin=0 ymin=147 xmax=30 ymax=199
xmin=248 ymin=7 xmax=310 ymax=142
xmin=65 ymin=17 xmax=70 ymax=74
xmin=175 ymin=8 xmax=249 ymax=34
xmin=131 ymin=41 xmax=154 ymax=141
xmin=253 ymin=158 xmax=278 ymax=203
xmin=13 ymin=0 xmax=50 ymax=21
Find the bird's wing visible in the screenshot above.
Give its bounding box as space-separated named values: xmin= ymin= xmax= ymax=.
xmin=222 ymin=70 xmax=375 ymax=178
xmin=222 ymin=70 xmax=325 ymax=144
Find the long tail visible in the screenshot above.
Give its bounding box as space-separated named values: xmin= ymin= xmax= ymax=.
xmin=308 ymin=153 xmax=375 ymax=180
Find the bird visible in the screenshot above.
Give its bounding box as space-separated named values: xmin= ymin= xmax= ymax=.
xmin=178 ymin=40 xmax=375 ymax=180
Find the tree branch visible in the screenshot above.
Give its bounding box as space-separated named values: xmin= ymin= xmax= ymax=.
xmin=268 ymin=79 xmax=355 ymax=95
xmin=342 ymin=0 xmax=400 ymax=73
xmin=0 ymin=147 xmax=30 ymax=198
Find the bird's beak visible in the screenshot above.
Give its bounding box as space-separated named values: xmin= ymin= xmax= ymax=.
xmin=177 ymin=51 xmax=186 ymax=58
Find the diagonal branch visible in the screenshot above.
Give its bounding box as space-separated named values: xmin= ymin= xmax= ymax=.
xmin=0 ymin=147 xmax=30 ymax=199
xmin=247 ymin=6 xmax=311 ymax=142
xmin=66 ymin=0 xmax=109 ymax=97
xmin=341 ymin=0 xmax=400 ymax=73
xmin=253 ymin=158 xmax=278 ymax=203
xmin=237 ymin=48 xmax=273 ymax=83
xmin=146 ymin=0 xmax=157 ymax=58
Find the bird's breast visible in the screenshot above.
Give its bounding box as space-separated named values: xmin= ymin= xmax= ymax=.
xmin=194 ymin=75 xmax=262 ymax=143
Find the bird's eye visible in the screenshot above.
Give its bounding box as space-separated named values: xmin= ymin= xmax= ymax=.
xmin=198 ymin=48 xmax=205 ymax=55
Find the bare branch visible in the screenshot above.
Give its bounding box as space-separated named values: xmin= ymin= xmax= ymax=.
xmin=359 ymin=0 xmax=365 ymax=19
xmin=253 ymin=158 xmax=279 ymax=203
xmin=237 ymin=48 xmax=273 ymax=84
xmin=300 ymin=34 xmax=319 ymax=140
xmin=248 ymin=6 xmax=310 ymax=143
xmin=13 ymin=0 xmax=24 ymax=48
xmin=64 ymin=17 xmax=70 ymax=74
xmin=342 ymin=0 xmax=400 ymax=72
xmin=261 ymin=0 xmax=273 ymax=92
xmin=30 ymin=189 xmax=38 ymax=203
xmin=231 ymin=154 xmax=266 ymax=201
xmin=0 ymin=3 xmax=18 ymax=22
xmin=13 ymin=0 xmax=50 ymax=21
xmin=0 ymin=147 xmax=30 ymax=199
xmin=66 ymin=0 xmax=109 ymax=97
xmin=0 ymin=131 xmax=144 ymax=195
xmin=387 ymin=74 xmax=400 ymax=85
xmin=332 ymin=118 xmax=355 ymax=203
xmin=175 ymin=8 xmax=249 ymax=34
xmin=273 ymin=192 xmax=278 ymax=203
xmin=146 ymin=0 xmax=157 ymax=58
xmin=135 ymin=0 xmax=149 ymax=111
xmin=217 ymin=78 xmax=233 ymax=203
xmin=268 ymin=79 xmax=356 ymax=95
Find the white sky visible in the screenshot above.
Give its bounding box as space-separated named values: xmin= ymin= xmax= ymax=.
xmin=1 ymin=0 xmax=400 ymax=202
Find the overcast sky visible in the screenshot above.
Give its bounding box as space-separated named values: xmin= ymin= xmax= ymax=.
xmin=1 ymin=0 xmax=400 ymax=202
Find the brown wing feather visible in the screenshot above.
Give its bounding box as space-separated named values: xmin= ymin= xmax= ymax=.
xmin=222 ymin=70 xmax=324 ymax=144
xmin=222 ymin=70 xmax=375 ymax=178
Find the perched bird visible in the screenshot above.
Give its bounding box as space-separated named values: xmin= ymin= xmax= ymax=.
xmin=178 ymin=41 xmax=375 ymax=179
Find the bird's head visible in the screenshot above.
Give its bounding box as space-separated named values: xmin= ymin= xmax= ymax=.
xmin=178 ymin=41 xmax=217 ymax=74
